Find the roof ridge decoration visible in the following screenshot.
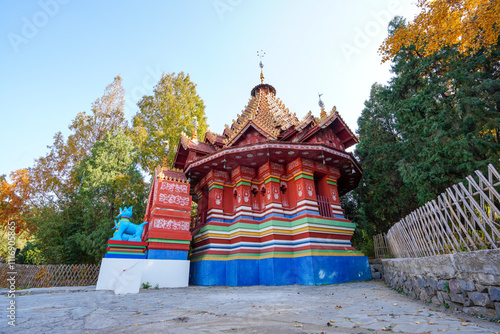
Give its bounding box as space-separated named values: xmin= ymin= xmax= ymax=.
xmin=224 ymin=83 xmax=300 ymax=146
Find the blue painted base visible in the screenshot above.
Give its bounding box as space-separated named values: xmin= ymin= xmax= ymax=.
xmin=189 ymin=256 xmax=372 ymax=286
xmin=147 ymin=249 xmax=188 ymax=260
xmin=105 ymin=253 xmax=147 ymax=259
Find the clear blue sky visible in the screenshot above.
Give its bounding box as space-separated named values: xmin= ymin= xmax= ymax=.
xmin=0 ymin=0 xmax=420 ymax=178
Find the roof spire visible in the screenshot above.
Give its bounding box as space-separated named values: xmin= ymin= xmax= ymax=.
xmin=257 ymin=50 xmax=266 ymax=84
xmin=318 ymin=93 xmax=327 ymax=119
xmin=192 ymin=116 xmax=199 ymax=142
xmin=161 ymin=139 xmax=170 ymax=169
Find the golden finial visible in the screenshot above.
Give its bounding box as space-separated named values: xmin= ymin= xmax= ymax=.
xmin=257 ymin=50 xmax=265 ymax=84
xmin=318 ymin=93 xmax=327 ymax=119
xmin=192 ymin=116 xmax=199 ymax=141
xmin=161 ymin=139 xmax=170 ymax=169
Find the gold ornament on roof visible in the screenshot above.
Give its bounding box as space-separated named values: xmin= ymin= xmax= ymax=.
xmin=318 ymin=93 xmax=327 ymax=119
xmin=192 ymin=116 xmax=199 ymax=141
xmin=257 ymin=50 xmax=265 ymax=84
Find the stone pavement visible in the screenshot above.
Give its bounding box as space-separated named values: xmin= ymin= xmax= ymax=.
xmin=1 ymin=281 xmax=499 ymax=334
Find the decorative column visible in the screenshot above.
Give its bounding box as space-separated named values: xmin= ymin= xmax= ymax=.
xmin=143 ymin=167 xmax=192 ymax=260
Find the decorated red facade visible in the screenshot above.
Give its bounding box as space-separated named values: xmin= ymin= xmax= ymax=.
xmin=167 ymin=76 xmax=371 ymax=285
xmin=142 ymin=168 xmax=192 ymax=260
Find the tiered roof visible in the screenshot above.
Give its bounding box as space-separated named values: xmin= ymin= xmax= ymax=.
xmin=222 ymin=84 xmax=299 ymax=146
xmin=173 ymin=81 xmax=359 ymax=169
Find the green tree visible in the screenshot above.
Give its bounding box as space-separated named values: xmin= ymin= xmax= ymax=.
xmin=354 ymin=17 xmax=500 ymax=238
xmin=31 ymin=130 xmax=148 ymax=264
xmin=132 ymin=72 xmax=207 ymax=175
xmin=386 ymin=25 xmax=500 ymax=203
xmin=30 ymin=76 xmax=127 ymax=205
xmin=355 ymin=83 xmax=419 ymax=233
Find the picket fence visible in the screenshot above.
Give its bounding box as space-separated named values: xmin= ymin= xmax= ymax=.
xmin=374 ymin=163 xmax=500 ymax=258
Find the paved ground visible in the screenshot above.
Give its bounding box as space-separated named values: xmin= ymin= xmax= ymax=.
xmin=1 ymin=281 xmax=499 ymax=334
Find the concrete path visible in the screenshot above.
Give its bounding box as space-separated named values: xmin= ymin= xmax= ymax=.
xmin=2 ymin=281 xmax=499 ymax=334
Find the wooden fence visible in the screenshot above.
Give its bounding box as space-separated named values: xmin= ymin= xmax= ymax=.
xmin=0 ymin=263 xmax=100 ymax=289
xmin=373 ymin=233 xmax=392 ymax=259
xmin=374 ymin=163 xmax=500 ymax=258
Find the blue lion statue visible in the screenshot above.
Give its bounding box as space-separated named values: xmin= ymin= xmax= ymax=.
xmin=110 ymin=206 xmax=147 ymax=242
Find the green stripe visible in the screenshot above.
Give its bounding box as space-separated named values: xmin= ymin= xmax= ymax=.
xmin=236 ymin=181 xmax=252 ymax=187
xmin=107 ymin=251 xmax=145 ymax=255
xmin=147 ymin=238 xmax=191 ymax=244
xmin=198 ymin=216 xmax=355 ymax=233
xmin=294 ymin=174 xmax=314 ymax=181
xmin=208 ymin=184 xmax=224 ymax=191
xmin=264 ymin=177 xmax=280 ymax=184
xmin=327 ymin=180 xmax=337 ymax=185
xmin=191 ymin=249 xmax=363 ymax=260
xmin=107 ymin=244 xmax=146 ymax=248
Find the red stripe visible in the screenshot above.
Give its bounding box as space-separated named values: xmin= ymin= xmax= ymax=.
xmin=147 ymin=242 xmax=190 ymax=251
xmin=107 ymin=240 xmax=148 ymax=246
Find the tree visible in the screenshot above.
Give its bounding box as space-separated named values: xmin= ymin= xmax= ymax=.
xmin=355 ymin=16 xmax=500 ymax=238
xmin=132 ymin=72 xmax=207 ymax=175
xmin=31 ymin=130 xmax=148 ymax=264
xmin=355 ymin=83 xmax=419 ymax=233
xmin=30 ymin=76 xmax=127 ymax=204
xmin=380 ymin=0 xmax=500 ymax=62
xmin=386 ymin=21 xmax=500 ymax=203
xmin=0 ymin=169 xmax=33 ymax=234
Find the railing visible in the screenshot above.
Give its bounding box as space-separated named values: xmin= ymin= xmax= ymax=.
xmin=374 ymin=233 xmax=392 ymax=259
xmin=190 ymin=210 xmax=207 ymax=236
xmin=0 ymin=263 xmax=100 ymax=289
xmin=317 ymin=195 xmax=333 ymax=217
xmin=374 ymin=163 xmax=500 ymax=258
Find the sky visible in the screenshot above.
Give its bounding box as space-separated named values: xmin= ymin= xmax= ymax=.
xmin=0 ymin=0 xmax=421 ymax=179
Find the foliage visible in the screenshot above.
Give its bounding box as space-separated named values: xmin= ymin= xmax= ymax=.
xmin=30 ymin=76 xmax=127 ymax=204
xmin=0 ymin=227 xmax=28 ymax=261
xmin=340 ymin=192 xmax=375 ymax=258
xmin=30 ymin=131 xmax=148 ymax=264
xmin=16 ymin=241 xmax=45 ymax=265
xmin=2 ymin=72 xmax=210 ymax=264
xmin=354 ymin=83 xmax=420 ymax=233
xmin=141 ymin=281 xmax=152 ymax=289
xmin=0 ymin=169 xmax=33 ymax=234
xmin=355 ymin=16 xmax=500 ymax=238
xmin=380 ymin=0 xmax=500 ymax=62
xmin=25 ymin=203 xmax=75 ymax=264
xmin=132 ymin=72 xmax=207 ymax=175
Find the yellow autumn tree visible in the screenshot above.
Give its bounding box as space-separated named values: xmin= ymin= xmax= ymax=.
xmin=380 ymin=0 xmax=500 ymax=62
xmin=0 ymin=169 xmax=33 ymax=234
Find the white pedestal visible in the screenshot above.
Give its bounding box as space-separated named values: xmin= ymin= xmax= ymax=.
xmin=141 ymin=259 xmax=190 ymax=288
xmin=96 ymin=258 xmax=189 ymax=294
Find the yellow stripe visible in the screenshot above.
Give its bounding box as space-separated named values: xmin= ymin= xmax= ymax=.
xmin=210 ymin=181 xmax=225 ymax=187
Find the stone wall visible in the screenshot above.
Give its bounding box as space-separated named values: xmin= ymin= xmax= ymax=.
xmin=369 ymin=259 xmax=384 ymax=280
xmin=382 ymin=249 xmax=500 ymax=320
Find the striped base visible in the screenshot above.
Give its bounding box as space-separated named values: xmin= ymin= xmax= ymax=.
xmin=105 ymin=240 xmax=147 ymax=259
xmin=190 ymin=203 xmax=369 ymax=286
xmin=189 ymin=255 xmax=371 ymax=286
